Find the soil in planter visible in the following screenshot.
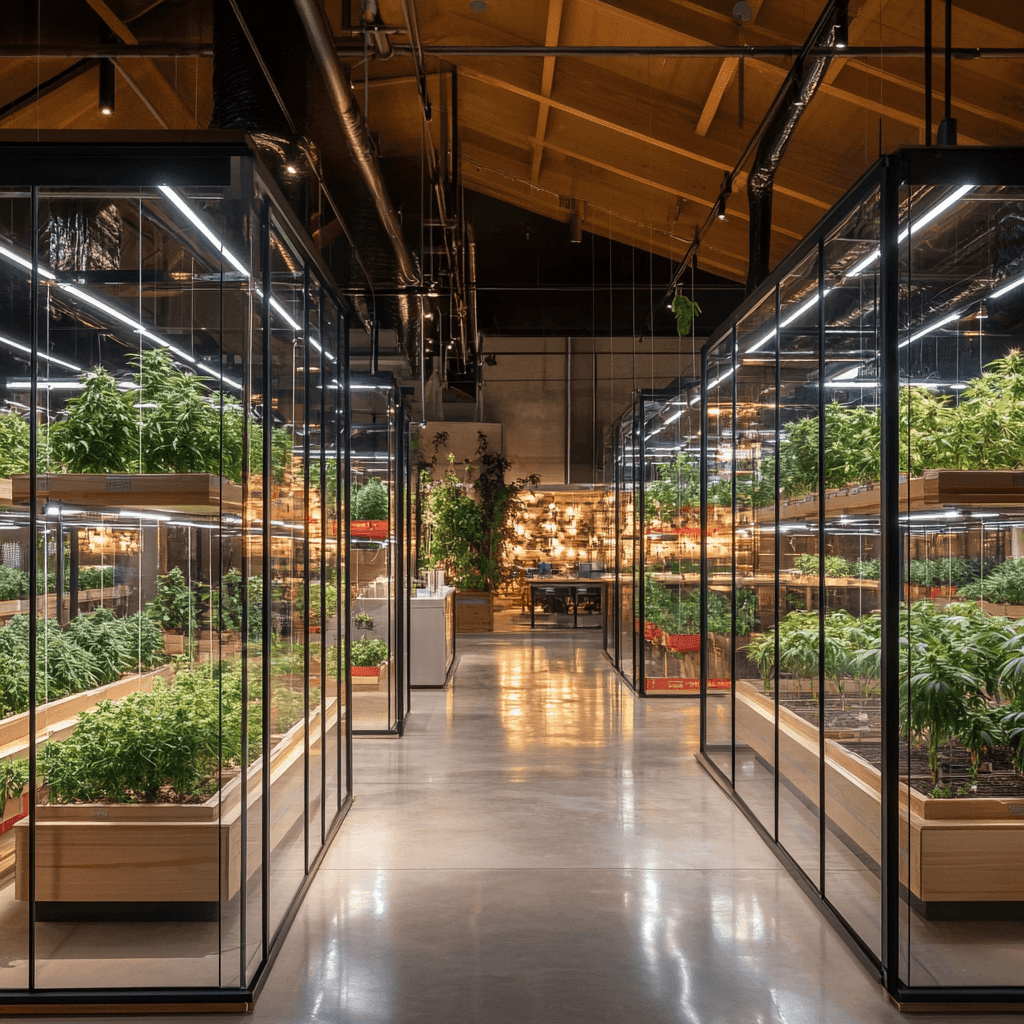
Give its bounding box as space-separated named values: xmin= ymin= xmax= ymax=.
xmin=851 ymin=741 xmax=1024 ymax=799
xmin=42 ymin=766 xmax=243 ymax=807
xmin=777 ymin=691 xmax=883 ymax=735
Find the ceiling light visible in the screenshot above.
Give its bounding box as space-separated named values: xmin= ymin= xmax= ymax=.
xmin=157 ymin=185 xmax=250 ymax=279
xmin=285 ymin=164 xmax=299 ymax=175
xmin=833 ymin=1 xmax=849 ymax=48
xmin=98 ymin=60 xmax=115 ymax=116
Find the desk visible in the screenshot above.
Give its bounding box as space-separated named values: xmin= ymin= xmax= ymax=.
xmin=528 ymin=578 xmax=606 ymax=629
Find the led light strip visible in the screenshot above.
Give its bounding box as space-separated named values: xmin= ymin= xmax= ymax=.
xmin=0 ymin=332 xmax=82 ymax=372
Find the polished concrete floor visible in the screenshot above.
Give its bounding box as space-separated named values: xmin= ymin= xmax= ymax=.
xmin=7 ymin=633 xmax=1023 ymax=1022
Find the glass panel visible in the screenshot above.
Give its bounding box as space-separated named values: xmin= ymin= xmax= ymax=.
xmin=775 ymin=249 xmax=823 ymax=889
xmin=821 ymin=188 xmax=883 ymax=959
xmin=266 ymin=220 xmax=306 ymax=940
xmin=0 ymin=186 xmax=32 ymax=991
xmin=705 ymin=337 xmax=735 ymax=778
xmin=898 ymin=180 xmax=1024 ymax=987
xmin=617 ymin=414 xmax=636 ymax=686
xmin=733 ymin=292 xmax=779 ymax=815
xmin=640 ymin=384 xmax=701 ymax=696
xmin=351 ymin=385 xmax=397 ymax=733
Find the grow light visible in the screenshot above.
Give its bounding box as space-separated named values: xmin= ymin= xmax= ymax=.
xmin=0 ymin=333 xmax=82 ymax=372
xmin=118 ymin=510 xmax=172 ymax=522
xmin=157 ymin=185 xmax=250 ymax=279
xmin=901 ymin=309 xmax=962 ymax=348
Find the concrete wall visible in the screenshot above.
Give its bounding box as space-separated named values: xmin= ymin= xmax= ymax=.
xmin=476 ymin=335 xmax=699 ymax=485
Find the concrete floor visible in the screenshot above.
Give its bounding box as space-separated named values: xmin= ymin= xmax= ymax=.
xmin=6 ymin=632 xmax=1022 ymax=1022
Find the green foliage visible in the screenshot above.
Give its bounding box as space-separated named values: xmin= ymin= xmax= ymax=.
xmin=0 ymin=565 xmax=28 ymax=601
xmin=792 ymin=553 xmax=853 ymax=578
xmin=644 ymin=452 xmax=698 ymax=524
xmin=958 ymin=559 xmax=1024 ymax=605
xmin=41 ymin=660 xmax=260 ymax=803
xmin=353 ymin=477 xmax=389 ymax=520
xmin=0 ymin=758 xmax=29 ymax=806
xmin=208 ymin=568 xmax=246 ymax=632
xmin=0 ymin=412 xmax=30 ymax=477
xmin=354 ymin=612 xmax=374 ymax=630
xmin=671 ymin=294 xmax=702 ymax=337
xmin=296 ymin=581 xmax=337 ymax=626
xmin=643 ymin=576 xmax=757 ymax=637
xmin=146 ymin=567 xmax=198 ymax=632
xmin=425 ymin=460 xmax=487 ymax=590
xmin=350 ymin=636 xmax=388 ymax=667
xmin=48 ymin=368 xmax=140 ymax=473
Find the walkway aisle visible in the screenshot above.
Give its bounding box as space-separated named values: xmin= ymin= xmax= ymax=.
xmin=60 ymin=634 xmax=1018 ymax=1024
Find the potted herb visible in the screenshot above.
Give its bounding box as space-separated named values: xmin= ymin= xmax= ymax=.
xmin=349 ymin=636 xmax=389 ymax=683
xmin=352 ymin=478 xmax=389 ymax=538
xmin=146 ymin=567 xmax=199 ymax=653
xmin=354 ymin=612 xmax=374 ymax=631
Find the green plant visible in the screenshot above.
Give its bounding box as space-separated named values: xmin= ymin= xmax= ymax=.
xmin=354 ymin=612 xmax=374 ymax=630
xmin=644 ymin=452 xmax=699 ymax=524
xmin=792 ymin=553 xmax=852 ymax=578
xmin=0 ymin=565 xmax=28 ymax=601
xmin=0 ymin=412 xmax=30 ymax=477
xmin=48 ymin=368 xmax=140 ymax=473
xmin=296 ymin=581 xmax=338 ymax=626
xmin=0 ymin=758 xmax=29 ymax=807
xmin=40 ymin=660 xmax=260 ymax=803
xmin=959 ymin=559 xmax=1024 ymax=605
xmin=353 ymin=477 xmax=389 ymax=520
xmin=350 ymin=636 xmax=388 ymax=667
xmin=208 ymin=568 xmax=246 ymax=632
xmin=146 ymin=567 xmax=199 ymax=632
xmin=671 ymin=294 xmax=702 ymax=337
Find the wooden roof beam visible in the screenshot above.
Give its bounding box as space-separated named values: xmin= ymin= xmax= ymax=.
xmin=694 ymin=0 xmax=764 ymax=137
xmin=530 ymin=0 xmax=565 ymax=183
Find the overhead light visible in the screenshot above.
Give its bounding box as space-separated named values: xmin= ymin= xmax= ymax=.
xmin=0 ymin=333 xmax=82 ymax=372
xmin=902 ymin=309 xmax=961 ymax=348
xmin=991 ymin=273 xmax=1024 ymax=299
xmin=157 ymin=185 xmax=250 ymax=279
xmin=664 ymin=409 xmax=683 ymax=425
xmin=845 ymin=185 xmax=974 ymax=278
xmin=0 ymin=242 xmax=55 ymax=280
xmin=98 ymin=60 xmax=115 ymax=116
xmin=118 ymin=510 xmax=172 ymax=522
xmin=285 ymin=164 xmax=299 ymax=175
xmin=833 ymin=1 xmax=849 ymax=48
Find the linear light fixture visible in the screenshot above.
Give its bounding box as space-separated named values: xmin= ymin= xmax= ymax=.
xmin=991 ymin=272 xmax=1024 ymax=299
xmin=664 ymin=409 xmax=683 ymax=425
xmin=845 ymin=184 xmax=974 ymax=278
xmin=747 ymin=289 xmax=831 ymax=354
xmin=118 ymin=509 xmax=172 ymax=522
xmin=157 ymin=185 xmax=250 ymax=279
xmin=900 ymin=309 xmax=962 ymax=348
xmin=0 ymin=333 xmax=82 ymax=372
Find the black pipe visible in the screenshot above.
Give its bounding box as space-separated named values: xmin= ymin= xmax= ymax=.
xmin=745 ymin=42 xmax=834 ymax=292
xmin=936 ymin=0 xmax=957 ymax=144
xmin=370 ymin=315 xmax=380 ymax=375
xmin=924 ymin=0 xmax=932 ymax=145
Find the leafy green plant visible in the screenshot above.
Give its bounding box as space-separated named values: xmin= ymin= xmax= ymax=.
xmin=40 ymin=660 xmax=260 ymax=803
xmin=350 ymin=636 xmax=388 ymax=667
xmin=0 ymin=565 xmax=28 ymax=601
xmin=644 ymin=452 xmax=699 ymax=524
xmin=146 ymin=567 xmax=199 ymax=632
xmin=353 ymin=477 xmax=389 ymax=520
xmin=0 ymin=412 xmax=30 ymax=477
xmin=959 ymin=559 xmax=1024 ymax=605
xmin=48 ymin=368 xmax=140 ymax=473
xmin=296 ymin=581 xmax=337 ymax=626
xmin=0 ymin=758 xmax=29 ymax=807
xmin=354 ymin=612 xmax=374 ymax=631
xmin=671 ymin=294 xmax=702 ymax=337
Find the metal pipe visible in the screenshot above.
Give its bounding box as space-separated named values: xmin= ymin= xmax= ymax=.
xmin=937 ymin=0 xmax=958 ymax=144
xmin=746 ymin=15 xmax=837 ymax=291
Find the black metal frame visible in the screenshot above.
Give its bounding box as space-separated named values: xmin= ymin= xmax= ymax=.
xmin=0 ymin=131 xmax=356 ymax=1011
xmin=690 ymin=146 xmax=1024 ymax=1008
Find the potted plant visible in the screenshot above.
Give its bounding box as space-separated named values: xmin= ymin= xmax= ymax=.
xmin=424 ymin=434 xmax=536 ymax=633
xmin=349 ymin=636 xmax=389 ymax=682
xmin=146 ymin=567 xmax=199 ymax=654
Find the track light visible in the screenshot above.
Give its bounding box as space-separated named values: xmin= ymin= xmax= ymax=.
xmin=569 ymin=198 xmax=584 ymax=243
xmin=98 ymin=59 xmax=115 ymax=116
xmin=834 ymin=1 xmax=849 ymax=49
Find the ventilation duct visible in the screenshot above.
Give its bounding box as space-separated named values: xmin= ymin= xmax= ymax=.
xmin=45 ymin=201 xmax=122 ymax=272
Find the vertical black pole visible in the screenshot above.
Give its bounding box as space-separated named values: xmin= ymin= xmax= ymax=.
xmin=319 ymin=291 xmax=328 ymax=843
xmin=936 ymin=0 xmax=957 ymax=144
xmin=55 ymin=515 xmax=65 ymax=626
xmin=343 ymin=315 xmax=353 ymax=793
xmin=699 ymin=347 xmax=708 ymax=749
xmin=301 ymin=273 xmax=311 ymax=874
xmin=68 ymin=526 xmax=80 ymax=620
xmin=817 ymin=238 xmax=827 ymax=894
xmin=879 ymin=158 xmax=902 ymax=995
xmin=259 ymin=197 xmax=272 ymax=963
xmin=730 ymin=327 xmax=737 ymax=784
xmin=637 ymin=394 xmax=646 ymax=697
xmin=395 ymin=396 xmax=406 ymax=731
xmin=924 ymin=0 xmax=932 ymax=145
xmin=773 ymin=283 xmax=781 ymax=842
xmin=27 ymin=184 xmax=38 ymax=992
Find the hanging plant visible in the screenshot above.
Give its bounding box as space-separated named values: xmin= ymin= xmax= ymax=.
xmin=672 ymin=294 xmax=702 ymax=338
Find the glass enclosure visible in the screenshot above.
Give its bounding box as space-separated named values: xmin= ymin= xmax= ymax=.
xmin=348 ymin=373 xmax=408 ymax=735
xmin=0 ymin=136 xmax=355 ymax=1008
xmin=690 ymin=147 xmax=1024 ymax=1006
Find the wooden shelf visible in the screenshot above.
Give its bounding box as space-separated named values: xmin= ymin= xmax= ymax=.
xmin=758 ymin=470 xmax=1024 ymax=524
xmin=11 ymin=473 xmax=243 ymax=516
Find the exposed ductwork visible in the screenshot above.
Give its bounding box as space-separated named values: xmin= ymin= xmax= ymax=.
xmin=746 ymin=40 xmax=837 ymax=293
xmin=292 ymin=0 xmax=422 ymax=367
xmin=210 ymin=0 xmax=422 ymax=369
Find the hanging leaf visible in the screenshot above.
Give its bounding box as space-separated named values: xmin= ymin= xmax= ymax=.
xmin=671 ymin=294 xmax=702 ymax=337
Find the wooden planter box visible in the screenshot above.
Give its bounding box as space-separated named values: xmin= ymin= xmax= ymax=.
xmin=14 ymin=696 xmax=342 ymax=913
xmin=350 ymin=656 xmax=393 ymax=691
xmin=455 ymin=590 xmax=494 ymax=633
xmin=733 ymin=680 xmax=1024 ymax=912
xmin=0 ymin=585 xmax=132 ymax=625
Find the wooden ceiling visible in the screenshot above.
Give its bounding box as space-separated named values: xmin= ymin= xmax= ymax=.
xmin=1 ymin=1 xmax=1022 ymax=286
xmin=361 ymin=0 xmax=1024 ymax=281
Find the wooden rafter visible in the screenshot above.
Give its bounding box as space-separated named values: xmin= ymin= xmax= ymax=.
xmin=530 ymin=0 xmax=565 ymax=183
xmin=694 ymin=0 xmax=765 ymax=138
